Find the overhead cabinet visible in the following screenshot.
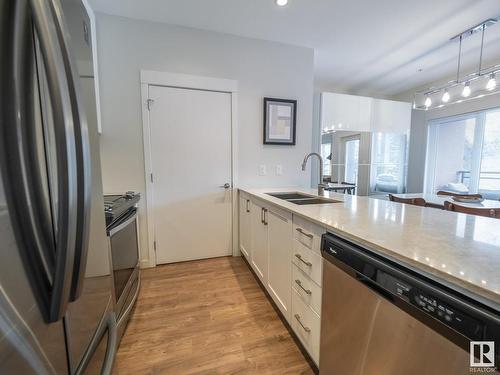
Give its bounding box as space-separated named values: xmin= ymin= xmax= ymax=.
xmin=321 ymin=92 xmax=372 ymax=132
xmin=320 ymin=92 xmax=411 ymax=133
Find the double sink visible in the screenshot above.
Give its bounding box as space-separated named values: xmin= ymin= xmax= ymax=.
xmin=266 ymin=192 xmax=342 ymax=205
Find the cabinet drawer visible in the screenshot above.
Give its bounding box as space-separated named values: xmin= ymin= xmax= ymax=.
xmin=293 ymin=216 xmax=323 ymax=255
xmin=291 ymin=289 xmax=320 ymax=365
xmin=292 ymin=263 xmax=321 ymax=316
xmin=292 ymin=240 xmax=323 ymax=286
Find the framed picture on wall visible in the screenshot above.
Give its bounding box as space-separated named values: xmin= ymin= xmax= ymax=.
xmin=263 ymin=97 xmax=297 ymax=145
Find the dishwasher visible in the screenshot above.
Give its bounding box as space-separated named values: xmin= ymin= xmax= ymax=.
xmin=320 ymin=232 xmax=500 ymax=374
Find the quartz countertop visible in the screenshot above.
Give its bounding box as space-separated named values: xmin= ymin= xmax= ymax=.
xmin=239 ymin=187 xmax=500 ymax=310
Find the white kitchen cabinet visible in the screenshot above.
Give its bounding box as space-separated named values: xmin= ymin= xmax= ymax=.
xmin=292 ymin=240 xmax=323 ymax=286
xmin=267 ymin=207 xmax=293 ymax=322
xmin=320 ymin=92 xmax=411 ymax=134
xmin=293 ymin=215 xmax=323 ymax=255
xmin=291 ymin=288 xmax=321 ymax=365
xmin=371 ymin=98 xmax=412 ymax=133
xmin=292 ymin=263 xmax=322 ymax=316
xmin=241 ymin=191 xmax=325 ymax=366
xmin=239 ymin=194 xmax=251 ymax=261
xmin=250 ymin=200 xmax=268 ymax=284
xmin=321 ymin=92 xmax=372 ymax=132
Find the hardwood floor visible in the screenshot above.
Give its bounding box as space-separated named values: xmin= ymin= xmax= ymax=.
xmin=113 ymin=256 xmax=315 ymax=375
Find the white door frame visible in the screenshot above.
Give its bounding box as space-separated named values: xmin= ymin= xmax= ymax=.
xmin=140 ymin=70 xmax=239 ymax=267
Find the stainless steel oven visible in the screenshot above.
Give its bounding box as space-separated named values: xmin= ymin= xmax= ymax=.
xmin=107 ymin=205 xmax=140 ymax=343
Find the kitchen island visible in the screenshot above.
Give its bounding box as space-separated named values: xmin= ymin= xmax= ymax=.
xmin=239 ymin=187 xmax=500 ymax=310
xmin=238 ymin=187 xmax=500 ymax=372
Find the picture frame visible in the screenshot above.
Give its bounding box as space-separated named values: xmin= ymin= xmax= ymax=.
xmin=263 ymin=97 xmax=297 ymax=145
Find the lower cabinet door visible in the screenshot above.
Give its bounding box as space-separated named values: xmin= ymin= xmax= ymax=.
xmin=250 ymin=201 xmax=268 ymax=284
xmin=239 ymin=196 xmax=251 ymax=260
xmin=267 ymin=208 xmax=292 ymax=322
xmin=291 ymin=288 xmax=321 ymax=365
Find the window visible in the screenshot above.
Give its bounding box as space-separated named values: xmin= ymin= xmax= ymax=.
xmin=321 ymin=134 xmax=332 ymax=177
xmin=425 ymin=108 xmax=500 ymax=199
xmin=370 ymin=132 xmax=408 ymax=194
xmin=344 ymin=137 xmax=360 ymax=184
xmin=479 ymin=111 xmax=500 ymax=196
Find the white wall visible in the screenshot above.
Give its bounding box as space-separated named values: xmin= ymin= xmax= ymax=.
xmin=95 ymin=14 xmax=314 ymax=266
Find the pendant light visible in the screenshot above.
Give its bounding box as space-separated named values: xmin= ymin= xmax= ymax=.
xmin=486 ymin=73 xmax=497 ymax=91
xmin=442 ymin=90 xmax=450 ymax=103
xmin=424 ymin=96 xmax=432 ymax=108
xmin=462 ymin=82 xmax=471 ymax=97
xmin=414 ymin=19 xmax=499 ymax=110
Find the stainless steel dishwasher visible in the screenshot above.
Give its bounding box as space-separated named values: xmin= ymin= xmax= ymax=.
xmin=320 ymin=232 xmax=500 ymax=374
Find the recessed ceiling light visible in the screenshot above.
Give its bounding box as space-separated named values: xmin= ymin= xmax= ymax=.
xmin=276 ymin=0 xmax=288 ymax=6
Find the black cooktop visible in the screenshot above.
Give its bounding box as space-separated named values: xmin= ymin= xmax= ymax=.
xmin=104 ymin=191 xmax=140 ymax=227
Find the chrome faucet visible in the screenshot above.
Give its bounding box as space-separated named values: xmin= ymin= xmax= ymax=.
xmin=301 ymin=152 xmax=326 ymax=195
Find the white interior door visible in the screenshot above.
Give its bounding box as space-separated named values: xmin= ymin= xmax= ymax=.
xmin=148 ymin=85 xmax=232 ymax=264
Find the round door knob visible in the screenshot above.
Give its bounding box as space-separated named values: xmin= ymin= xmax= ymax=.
xmin=220 ymin=183 xmax=230 ymax=189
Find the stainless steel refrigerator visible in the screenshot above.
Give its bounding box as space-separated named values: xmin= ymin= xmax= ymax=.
xmin=0 ymin=0 xmax=116 ymax=374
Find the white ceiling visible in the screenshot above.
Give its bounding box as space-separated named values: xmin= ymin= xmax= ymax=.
xmin=89 ymin=0 xmax=500 ymax=97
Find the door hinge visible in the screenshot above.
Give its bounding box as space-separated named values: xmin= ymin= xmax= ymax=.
xmin=153 ymin=240 xmax=157 ymax=251
xmin=150 ymin=173 xmax=154 ymax=183
xmin=146 ymin=98 xmax=155 ymax=111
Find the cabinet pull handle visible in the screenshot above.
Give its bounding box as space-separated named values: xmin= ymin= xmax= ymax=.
xmin=295 ymin=254 xmax=312 ymax=267
xmin=296 ymin=227 xmax=313 ymax=239
xmin=261 ymin=207 xmax=264 ymax=224
xmin=294 ymin=314 xmax=311 ymax=333
xmin=263 ymin=208 xmax=268 ymax=225
xmin=246 ymin=199 xmax=250 ymax=213
xmin=295 ymin=279 xmax=312 ymax=295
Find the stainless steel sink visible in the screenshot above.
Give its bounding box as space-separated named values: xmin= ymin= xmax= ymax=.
xmin=266 ymin=192 xmax=342 ymax=205
xmin=290 ymin=198 xmax=341 ymax=205
xmin=266 ymin=192 xmax=313 ymax=200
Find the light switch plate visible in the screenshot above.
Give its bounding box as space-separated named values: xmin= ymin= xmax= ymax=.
xmin=276 ymin=165 xmax=283 ymax=175
xmin=259 ymin=165 xmax=267 ymax=176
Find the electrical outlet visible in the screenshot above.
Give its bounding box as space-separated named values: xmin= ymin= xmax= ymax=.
xmin=276 ymin=165 xmax=283 ymax=175
xmin=259 ymin=165 xmax=267 ymax=176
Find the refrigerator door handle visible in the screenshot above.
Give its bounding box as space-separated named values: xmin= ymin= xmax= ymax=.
xmin=74 ymin=310 xmax=117 ymax=375
xmin=48 ymin=0 xmax=93 ymax=302
xmin=28 ymin=0 xmax=80 ymax=322
xmin=100 ymin=314 xmax=118 ymax=375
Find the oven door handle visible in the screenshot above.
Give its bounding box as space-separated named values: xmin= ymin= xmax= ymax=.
xmin=108 ymin=210 xmax=137 ymax=236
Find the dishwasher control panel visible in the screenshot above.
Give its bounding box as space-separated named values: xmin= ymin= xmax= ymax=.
xmin=411 ymin=290 xmax=483 ymax=340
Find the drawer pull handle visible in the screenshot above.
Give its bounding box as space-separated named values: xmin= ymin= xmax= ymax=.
xmin=295 ymin=279 xmax=312 ymax=295
xmin=294 ymin=314 xmax=311 ymax=333
xmin=296 ymin=227 xmax=313 ymax=239
xmin=295 ymin=254 xmax=312 ymax=267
